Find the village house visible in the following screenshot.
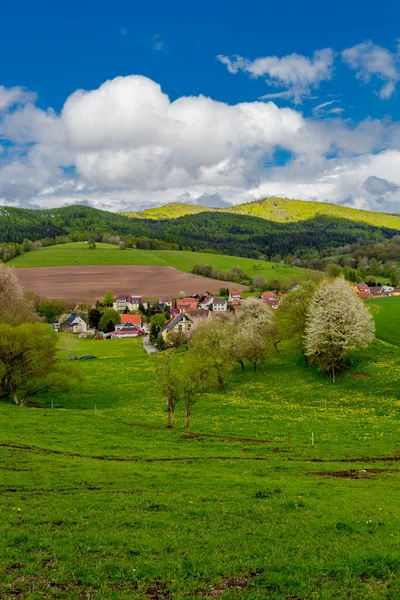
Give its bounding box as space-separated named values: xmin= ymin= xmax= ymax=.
xmin=261 ymin=291 xmax=280 ymax=308
xmin=187 ymin=309 xmax=210 ymax=320
xmin=212 ymin=297 xmax=227 ymax=311
xmin=159 ymin=296 xmax=173 ymax=308
xmin=198 ymin=293 xmax=214 ymax=310
xmin=113 ymin=295 xmax=142 ymax=312
xmin=104 ymin=320 xmax=144 ymax=339
xmin=177 ymin=297 xmax=198 ymax=312
xmin=353 ymin=283 xmax=372 ymax=299
xmin=391 ymin=289 xmax=400 ymax=296
xmin=62 ymin=312 xmax=88 ymax=334
xmin=160 ymin=312 xmax=193 ymax=342
xmin=228 ymin=289 xmax=243 ymax=303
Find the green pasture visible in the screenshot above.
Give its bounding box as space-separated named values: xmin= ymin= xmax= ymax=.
xmin=7 ymin=242 xmax=303 ymax=284
xmin=1 ymin=334 xmax=400 ymax=599
xmin=366 ymin=296 xmax=400 ymax=347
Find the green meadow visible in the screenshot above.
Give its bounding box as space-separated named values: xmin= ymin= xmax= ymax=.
xmin=366 ymin=297 xmax=400 ymax=347
xmin=8 ymin=242 xmax=303 ymax=283
xmin=1 ymin=334 xmax=400 ymax=599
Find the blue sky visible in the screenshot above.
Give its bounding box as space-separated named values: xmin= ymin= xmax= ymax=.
xmin=1 ymin=0 xmax=400 ymax=213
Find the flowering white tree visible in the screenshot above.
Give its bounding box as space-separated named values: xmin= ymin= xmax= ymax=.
xmin=304 ymin=277 xmax=375 ymax=381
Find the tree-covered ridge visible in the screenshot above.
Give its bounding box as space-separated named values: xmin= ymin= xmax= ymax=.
xmin=1 ymin=204 xmax=399 ymax=260
xmin=122 ymin=196 xmax=400 ymax=230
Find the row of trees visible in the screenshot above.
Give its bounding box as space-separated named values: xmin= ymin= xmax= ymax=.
xmin=156 ymin=278 xmax=375 ymax=427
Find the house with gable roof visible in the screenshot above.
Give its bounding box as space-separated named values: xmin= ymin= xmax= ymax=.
xmin=62 ymin=312 xmax=88 ymax=334
xmin=261 ymin=291 xmax=280 ymax=308
xmin=160 ymin=312 xmax=193 ymax=343
xmin=228 ymin=289 xmax=243 ymax=303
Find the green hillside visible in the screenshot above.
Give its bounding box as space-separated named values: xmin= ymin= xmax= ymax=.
xmin=2 ymin=335 xmax=400 ymax=598
xmin=122 ymin=202 xmax=214 ymax=220
xmin=124 ymin=197 xmax=400 ymax=230
xmin=366 ymin=296 xmax=400 ymax=347
xmin=8 ymin=242 xmax=303 ymax=283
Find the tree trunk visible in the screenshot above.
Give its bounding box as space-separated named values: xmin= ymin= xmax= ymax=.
xmin=167 ymin=404 xmax=174 ymax=427
xmin=13 ymin=391 xmax=19 ymax=406
xmin=273 ymin=339 xmax=282 ymax=353
xmin=253 ymin=360 xmax=258 ymax=373
xmin=217 ymin=376 xmax=225 ymax=390
xmin=239 ymin=360 xmax=245 ymax=370
xmin=185 ymin=405 xmax=190 ymax=428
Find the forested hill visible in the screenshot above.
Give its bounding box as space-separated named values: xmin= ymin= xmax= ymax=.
xmin=1 ymin=204 xmax=399 ymax=259
xmin=123 ymin=197 xmax=400 ymax=230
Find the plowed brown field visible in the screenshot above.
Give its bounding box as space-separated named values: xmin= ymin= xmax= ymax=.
xmin=13 ymin=265 xmax=247 ymax=302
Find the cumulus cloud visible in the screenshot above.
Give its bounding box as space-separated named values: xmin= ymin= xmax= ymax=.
xmin=342 ymin=40 xmax=400 ymax=99
xmin=0 ymin=74 xmax=400 ymax=214
xmin=217 ymin=49 xmax=335 ymax=103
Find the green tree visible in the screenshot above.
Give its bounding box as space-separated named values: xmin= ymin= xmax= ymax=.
xmin=155 ymin=354 xmax=180 ymax=427
xmin=88 ymin=307 xmax=102 ymax=329
xmin=149 ymin=314 xmax=167 ymax=343
xmin=190 ymin=318 xmax=233 ymax=389
xmin=0 ymin=323 xmax=79 ymax=405
xmin=103 ymin=291 xmax=114 ymax=307
xmin=37 ymin=299 xmax=68 ymax=324
xmin=277 ymin=281 xmax=317 ymax=351
xmin=88 ymin=238 xmax=96 ymax=250
xmin=98 ymin=309 xmax=121 ymax=332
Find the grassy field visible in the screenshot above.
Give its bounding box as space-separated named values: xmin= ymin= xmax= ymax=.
xmin=122 ymin=197 xmax=400 ymax=230
xmin=366 ymin=296 xmax=400 ymax=347
xmin=1 ymin=334 xmax=400 ymax=599
xmin=8 ymin=242 xmax=303 ymax=284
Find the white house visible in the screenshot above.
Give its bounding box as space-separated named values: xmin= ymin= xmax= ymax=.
xmin=63 ymin=313 xmax=88 ymax=334
xmin=228 ymin=289 xmax=243 ymax=303
xmin=212 ymin=297 xmax=227 ymax=311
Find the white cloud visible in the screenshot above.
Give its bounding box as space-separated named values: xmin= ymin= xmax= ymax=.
xmin=0 ymin=85 xmax=36 ymax=111
xmin=217 ymin=49 xmax=335 ymax=103
xmin=0 ymin=74 xmax=400 ymax=215
xmin=342 ymin=40 xmax=400 ymax=99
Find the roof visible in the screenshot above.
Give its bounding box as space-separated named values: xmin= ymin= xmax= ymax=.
xmin=161 ymin=312 xmax=192 ymax=333
xmin=114 ymin=295 xmax=130 ymax=301
xmin=177 ymin=298 xmax=198 ymax=310
xmin=359 ymin=290 xmax=371 ymax=299
xmin=160 ymin=296 xmax=172 ymax=302
xmin=66 ymin=312 xmax=86 ymax=324
xmin=261 ymin=291 xmax=277 ymax=299
xmin=212 ymin=297 xmax=227 ymax=305
xmin=187 ymin=309 xmax=209 ymax=319
xmin=121 ymin=314 xmax=142 ymax=326
xmin=230 ymin=290 xmax=242 ymax=296
xmin=231 ymin=300 xmax=240 ymax=307
xmin=356 ymin=284 xmax=370 ymax=291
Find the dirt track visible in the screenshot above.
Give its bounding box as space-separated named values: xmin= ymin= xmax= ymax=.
xmin=13 ymin=265 xmax=247 ymax=302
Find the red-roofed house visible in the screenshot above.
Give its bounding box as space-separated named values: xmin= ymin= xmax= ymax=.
xmin=121 ymin=314 xmax=142 ymax=327
xmin=261 ymin=291 xmax=280 ymax=308
xmin=354 ymin=284 xmax=371 ymax=296
xmin=104 ymin=320 xmax=144 ymax=339
xmin=228 ymin=290 xmax=242 ymax=303
xmin=177 ymin=298 xmax=198 ymax=312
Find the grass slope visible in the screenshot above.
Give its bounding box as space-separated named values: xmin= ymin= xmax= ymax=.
xmin=367 ymin=296 xmax=400 ymax=347
xmin=123 ymin=197 xmax=400 ymax=231
xmin=1 ymin=336 xmax=400 ymax=599
xmin=8 ymin=242 xmax=303 ymax=283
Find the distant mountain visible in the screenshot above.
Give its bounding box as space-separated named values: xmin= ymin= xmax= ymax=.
xmin=122 ymin=197 xmax=400 ymax=230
